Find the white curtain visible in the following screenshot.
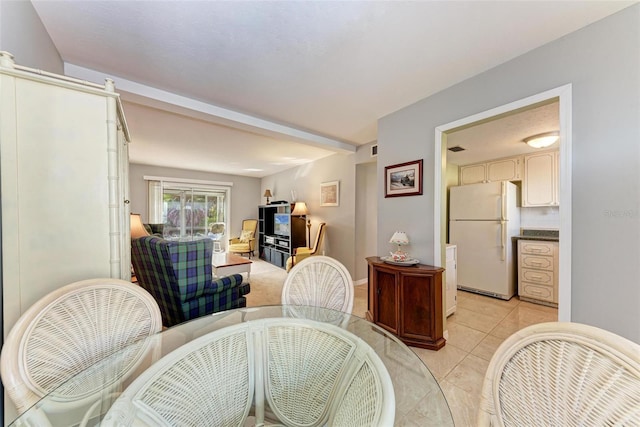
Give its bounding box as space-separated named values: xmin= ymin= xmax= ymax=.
xmin=148 ymin=180 xmax=163 ymax=224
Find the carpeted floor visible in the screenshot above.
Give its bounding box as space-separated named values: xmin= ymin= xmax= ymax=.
xmin=244 ymin=257 xmax=368 ymax=317
xmin=245 ymin=258 xmax=288 ymax=307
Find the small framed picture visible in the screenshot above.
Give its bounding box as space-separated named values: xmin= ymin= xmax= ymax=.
xmin=385 ymin=159 xmax=423 ymax=198
xmin=320 ymin=181 xmax=340 ymax=206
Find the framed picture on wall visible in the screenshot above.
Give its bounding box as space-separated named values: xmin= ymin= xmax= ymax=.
xmin=320 ymin=181 xmax=340 ymax=206
xmin=385 ymin=159 xmax=423 ymax=197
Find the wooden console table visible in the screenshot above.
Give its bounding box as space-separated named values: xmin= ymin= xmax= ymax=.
xmin=366 ymin=257 xmax=445 ymax=350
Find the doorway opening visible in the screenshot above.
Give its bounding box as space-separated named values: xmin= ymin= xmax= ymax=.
xmin=433 ymin=84 xmax=572 ymax=321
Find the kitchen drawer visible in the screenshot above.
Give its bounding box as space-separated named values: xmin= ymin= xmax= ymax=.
xmin=520 ymin=282 xmax=554 ymax=303
xmin=519 ymin=241 xmax=555 ymax=255
xmin=520 ymin=268 xmax=553 ymax=285
xmin=520 ymin=254 xmax=553 ymax=270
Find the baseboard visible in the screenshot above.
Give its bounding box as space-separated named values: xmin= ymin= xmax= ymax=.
xmin=354 ymin=278 xmax=367 ymax=287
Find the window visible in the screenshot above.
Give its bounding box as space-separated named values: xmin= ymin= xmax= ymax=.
xmin=146 ymin=177 xmax=232 ymax=242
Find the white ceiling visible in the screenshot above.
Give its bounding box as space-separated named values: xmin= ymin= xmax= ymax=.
xmin=30 ymin=1 xmax=633 ymax=177
xmin=447 ymin=100 xmax=560 ymax=165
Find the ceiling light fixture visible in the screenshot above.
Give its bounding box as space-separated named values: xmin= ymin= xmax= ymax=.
xmin=523 ymin=131 xmax=559 ymax=149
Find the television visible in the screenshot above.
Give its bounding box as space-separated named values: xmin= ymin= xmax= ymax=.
xmin=274 ymin=214 xmax=290 ymax=236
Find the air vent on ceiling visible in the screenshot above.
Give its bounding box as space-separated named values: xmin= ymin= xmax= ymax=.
xmin=448 ymin=146 xmax=466 ymax=152
xmin=371 ymin=144 xmax=378 ymax=157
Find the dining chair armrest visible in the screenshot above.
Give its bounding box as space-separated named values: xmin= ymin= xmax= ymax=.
xmin=203 ymin=274 xmax=245 ymax=294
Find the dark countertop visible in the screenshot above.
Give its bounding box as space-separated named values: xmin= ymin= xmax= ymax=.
xmin=512 ymin=235 xmax=559 ymax=242
xmin=512 ymin=228 xmax=559 ymax=242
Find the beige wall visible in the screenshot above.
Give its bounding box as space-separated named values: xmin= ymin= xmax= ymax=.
xmin=261 ymin=153 xmax=357 ymax=277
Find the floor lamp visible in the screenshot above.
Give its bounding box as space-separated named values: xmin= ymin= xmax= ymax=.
xmin=291 ymin=202 xmax=311 ymax=248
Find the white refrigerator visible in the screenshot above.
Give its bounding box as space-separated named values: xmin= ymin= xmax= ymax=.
xmin=449 ymin=181 xmax=520 ymax=300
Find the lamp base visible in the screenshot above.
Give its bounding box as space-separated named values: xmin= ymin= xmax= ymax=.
xmin=390 ymin=249 xmax=408 ymax=262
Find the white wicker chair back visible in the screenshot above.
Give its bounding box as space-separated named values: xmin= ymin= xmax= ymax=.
xmin=0 ymin=278 xmax=162 ymax=424
xmin=103 ymin=327 xmax=253 ymax=426
xmin=282 ymin=255 xmax=354 ymax=314
xmin=103 ymin=318 xmax=395 ymax=427
xmin=478 ymin=321 xmax=640 ymax=426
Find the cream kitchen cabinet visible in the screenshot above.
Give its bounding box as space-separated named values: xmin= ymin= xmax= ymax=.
xmin=518 ymin=240 xmax=559 ymax=306
xmin=0 ymin=52 xmax=131 ymax=338
xmin=459 ymin=163 xmax=487 ymax=185
xmin=522 ymin=150 xmax=559 ymax=207
xmin=459 ymin=156 xmax=523 ymax=185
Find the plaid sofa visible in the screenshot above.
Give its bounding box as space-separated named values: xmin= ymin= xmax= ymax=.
xmin=131 ymin=236 xmax=251 ymax=327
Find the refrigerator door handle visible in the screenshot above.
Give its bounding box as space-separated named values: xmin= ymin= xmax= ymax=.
xmin=501 ymin=220 xmax=506 ymax=261
xmin=500 ymin=181 xmax=507 ymax=221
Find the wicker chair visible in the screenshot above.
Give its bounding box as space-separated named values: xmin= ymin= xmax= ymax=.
xmin=478 ymin=321 xmax=640 ymax=426
xmin=282 ymin=255 xmax=354 ymax=314
xmin=102 ymin=318 xmax=395 ymax=426
xmin=0 ymin=279 xmax=162 ymax=426
xmin=132 ymin=236 xmax=250 ymax=327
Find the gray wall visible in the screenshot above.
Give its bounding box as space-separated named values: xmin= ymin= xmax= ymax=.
xmin=0 ymin=0 xmax=62 ymax=73
xmin=378 ymin=5 xmax=640 ymax=342
xmin=129 ymin=164 xmax=261 ymax=240
xmin=355 ymin=161 xmax=377 ymax=282
xmin=261 ymin=153 xmax=356 ymax=276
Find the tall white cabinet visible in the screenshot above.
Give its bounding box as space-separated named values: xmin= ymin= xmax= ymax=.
xmin=445 ymin=244 xmax=457 ymax=316
xmin=0 ymin=52 xmax=131 ymax=338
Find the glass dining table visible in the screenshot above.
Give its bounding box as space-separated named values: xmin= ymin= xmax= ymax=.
xmin=9 ymin=305 xmax=453 ymax=426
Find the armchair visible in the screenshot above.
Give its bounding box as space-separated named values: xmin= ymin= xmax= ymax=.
xmin=228 ymin=219 xmax=258 ymax=258
xmin=286 ymin=222 xmax=326 ymax=271
xmin=131 ymin=236 xmax=250 ymax=327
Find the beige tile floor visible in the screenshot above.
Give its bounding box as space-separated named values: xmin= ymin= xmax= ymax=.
xmin=246 ymin=259 xmax=558 ymax=426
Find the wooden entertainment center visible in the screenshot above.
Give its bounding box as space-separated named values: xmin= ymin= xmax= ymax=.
xmin=258 ymin=203 xmax=306 ymax=269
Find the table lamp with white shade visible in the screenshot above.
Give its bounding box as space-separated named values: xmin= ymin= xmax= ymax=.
xmin=389 ymin=231 xmax=409 ymax=261
xmin=130 ymin=213 xmax=150 ymax=239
